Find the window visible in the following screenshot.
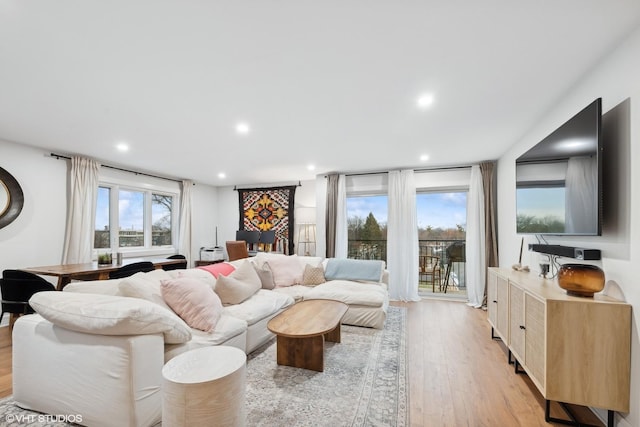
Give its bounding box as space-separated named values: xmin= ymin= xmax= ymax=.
xmin=94 ymin=183 xmax=178 ymax=254
xmin=95 ymin=187 xmax=111 ymax=249
xmin=417 ymin=190 xmax=467 ymax=295
xmin=346 ymin=195 xmax=388 ymax=261
xmin=416 ymin=192 xmax=467 ymax=241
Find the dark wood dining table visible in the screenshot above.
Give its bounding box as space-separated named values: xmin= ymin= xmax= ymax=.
xmin=21 ymin=258 xmax=186 ymax=290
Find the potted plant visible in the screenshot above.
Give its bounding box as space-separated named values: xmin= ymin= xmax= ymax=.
xmin=97 ymin=252 xmax=113 ymax=266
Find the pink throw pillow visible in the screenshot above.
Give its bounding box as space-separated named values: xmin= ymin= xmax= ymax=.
xmin=197 ymin=262 xmax=236 ymax=278
xmin=161 ymin=277 xmax=223 ymax=332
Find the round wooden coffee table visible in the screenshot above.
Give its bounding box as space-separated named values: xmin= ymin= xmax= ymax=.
xmin=267 ymin=299 xmax=348 ymax=372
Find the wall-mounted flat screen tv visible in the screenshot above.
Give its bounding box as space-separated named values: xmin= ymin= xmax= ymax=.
xmin=516 ymin=98 xmax=602 ymax=235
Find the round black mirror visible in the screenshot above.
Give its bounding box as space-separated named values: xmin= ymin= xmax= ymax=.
xmin=0 ymin=166 xmax=24 ymax=229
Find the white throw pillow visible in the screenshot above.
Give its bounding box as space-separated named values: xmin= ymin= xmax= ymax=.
xmin=214 ymin=275 xmax=261 ymax=305
xmin=229 ymin=260 xmax=262 ymax=288
xmin=29 ymin=291 xmax=192 ymax=344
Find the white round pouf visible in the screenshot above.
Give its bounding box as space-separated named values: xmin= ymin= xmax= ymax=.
xmin=162 ymin=346 xmax=247 ymax=427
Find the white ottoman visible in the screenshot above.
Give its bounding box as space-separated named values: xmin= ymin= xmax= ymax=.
xmin=162 ymin=346 xmax=247 ymax=427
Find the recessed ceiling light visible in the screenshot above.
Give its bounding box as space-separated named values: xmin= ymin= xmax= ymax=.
xmin=235 ymin=122 xmax=250 ymax=135
xmin=218 ymin=172 xmax=226 ymax=179
xmin=116 ymin=143 xmax=129 ymax=152
xmin=416 ymin=93 xmax=435 ymax=110
xmin=420 ymin=154 xmax=429 ymax=162
xmin=307 ymin=164 xmax=316 ymax=171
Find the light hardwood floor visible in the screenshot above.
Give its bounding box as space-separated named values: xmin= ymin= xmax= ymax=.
xmin=0 ymin=299 xmax=603 ymax=426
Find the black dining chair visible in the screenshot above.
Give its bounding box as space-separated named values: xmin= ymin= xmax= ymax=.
xmin=236 ymin=230 xmax=260 ymax=256
xmin=163 ymin=254 xmax=188 ymax=271
xmin=108 ymin=261 xmax=155 ymax=279
xmin=1 ymin=270 xmax=56 ymax=325
xmin=258 ymin=230 xmax=276 ymax=252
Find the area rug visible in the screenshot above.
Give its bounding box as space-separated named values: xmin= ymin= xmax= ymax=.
xmin=245 ymin=306 xmax=407 ymax=427
xmin=0 ymin=306 xmax=407 ymax=427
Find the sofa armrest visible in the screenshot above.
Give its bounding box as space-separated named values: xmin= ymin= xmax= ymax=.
xmin=29 ymin=291 xmax=192 ymax=344
xmin=13 ymin=314 xmax=164 ymax=427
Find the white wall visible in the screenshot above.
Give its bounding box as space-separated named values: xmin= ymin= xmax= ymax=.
xmin=496 ymin=26 xmax=640 ymax=427
xmin=0 ymin=139 xmax=219 ymax=287
xmin=0 ymin=140 xmax=67 ymax=283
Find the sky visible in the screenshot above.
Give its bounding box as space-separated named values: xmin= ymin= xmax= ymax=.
xmin=347 ymin=192 xmax=468 ymax=229
xmin=95 ymin=187 xmax=170 ymax=231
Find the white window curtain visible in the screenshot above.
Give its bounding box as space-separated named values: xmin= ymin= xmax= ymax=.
xmin=178 ymin=180 xmax=193 ymax=265
xmin=466 ymin=165 xmax=486 ymax=308
xmin=565 ymin=156 xmax=597 ymax=234
xmin=335 ymin=174 xmax=348 ymax=258
xmin=62 ymin=156 xmax=101 ymax=264
xmin=387 ymin=170 xmax=420 ymax=302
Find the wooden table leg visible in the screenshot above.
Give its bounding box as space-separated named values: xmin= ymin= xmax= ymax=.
xmin=324 ymin=324 xmax=341 ymax=343
xmin=56 ymin=276 xmax=71 ymax=291
xmin=276 ymin=335 xmax=325 ymax=372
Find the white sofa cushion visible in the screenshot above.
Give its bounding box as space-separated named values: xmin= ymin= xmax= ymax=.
xmin=271 ymin=284 xmax=312 ymax=302
xmin=164 ymin=313 xmax=248 ymax=361
xmin=63 ymin=278 xmax=124 ymax=295
xmin=168 ymin=267 xmax=218 ymax=288
xmin=29 ymin=291 xmax=192 ymax=344
xmin=223 ymin=289 xmax=293 ymax=326
xmin=303 ymin=280 xmax=387 ymax=307
xmin=119 ymin=272 xmax=172 ymax=311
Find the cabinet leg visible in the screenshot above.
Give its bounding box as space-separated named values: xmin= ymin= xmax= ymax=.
xmin=545 ymin=399 xmax=611 ymax=427
xmin=514 ymin=358 xmax=525 ymax=375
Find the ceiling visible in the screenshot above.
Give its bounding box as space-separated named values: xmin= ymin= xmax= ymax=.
xmin=1 ymin=1 xmax=640 ymax=186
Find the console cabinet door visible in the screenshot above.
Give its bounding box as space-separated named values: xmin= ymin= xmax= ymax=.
xmin=496 ymin=275 xmax=509 ymax=341
xmin=487 ymin=270 xmax=498 ymax=329
xmin=524 ymin=293 xmax=545 ymax=391
xmin=509 ymin=284 xmax=525 ymax=361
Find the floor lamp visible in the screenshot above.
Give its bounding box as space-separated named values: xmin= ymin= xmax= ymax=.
xmin=297 ymin=223 xmax=316 ymax=256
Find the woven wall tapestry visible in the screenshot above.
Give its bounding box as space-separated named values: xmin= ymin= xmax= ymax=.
xmin=238 ymin=186 xmax=296 ymax=255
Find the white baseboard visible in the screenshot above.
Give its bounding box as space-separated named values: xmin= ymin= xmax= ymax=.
xmin=592 ymin=407 xmax=633 ymax=427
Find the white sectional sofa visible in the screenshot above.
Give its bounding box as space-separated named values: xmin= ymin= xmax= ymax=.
xmin=12 ymin=254 xmax=389 ymax=427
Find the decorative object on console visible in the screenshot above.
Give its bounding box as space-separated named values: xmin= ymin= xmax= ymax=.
xmin=238 ymin=186 xmax=296 ymax=255
xmin=557 ymin=263 xmax=605 ymax=297
xmin=539 ymin=263 xmax=550 ymax=278
xmin=512 ymin=238 xmax=529 ymax=271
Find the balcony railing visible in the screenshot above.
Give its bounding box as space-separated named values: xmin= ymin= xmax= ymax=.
xmin=347 ymin=239 xmax=466 ymax=291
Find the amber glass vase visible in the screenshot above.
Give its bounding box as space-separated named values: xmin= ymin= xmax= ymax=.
xmin=557 ymin=264 xmax=605 ymax=297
